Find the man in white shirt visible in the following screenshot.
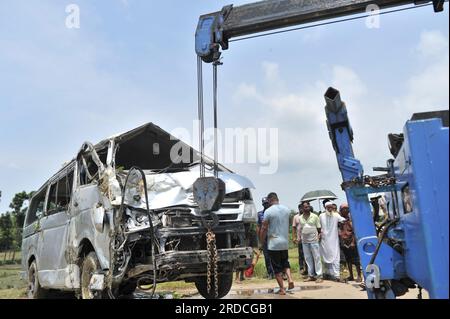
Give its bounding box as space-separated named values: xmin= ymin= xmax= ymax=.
xmin=292 ymin=203 xmax=309 ymax=276
xmin=319 ymin=201 xmax=346 ymax=282
xmin=297 ymin=201 xmax=323 ymax=283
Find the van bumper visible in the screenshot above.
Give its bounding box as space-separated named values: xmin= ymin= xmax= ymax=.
xmin=127 ymin=247 xmax=253 ymax=281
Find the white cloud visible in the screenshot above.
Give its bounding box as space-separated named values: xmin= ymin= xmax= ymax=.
xmin=417 ymin=30 xmax=449 ymax=58
xmin=396 ymin=30 xmax=449 ymax=113
xmin=234 ymin=83 xmax=260 ymax=101
xmin=230 ymin=62 xmax=370 ymax=207
xmin=331 ymin=65 xmax=367 ymax=99
xmin=262 ymin=61 xmax=280 ymax=82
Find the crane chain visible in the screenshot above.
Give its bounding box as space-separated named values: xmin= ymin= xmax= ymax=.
xmin=341 ymin=174 xmax=396 ymax=190
xmin=206 ymin=228 xmax=219 ymax=298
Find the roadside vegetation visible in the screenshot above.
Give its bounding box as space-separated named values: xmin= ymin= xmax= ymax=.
xmin=0 ymin=251 xmax=26 ymax=299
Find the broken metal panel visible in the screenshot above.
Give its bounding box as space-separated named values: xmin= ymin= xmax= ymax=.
xmin=92 ymin=204 xmax=106 ymax=233
xmin=122 ymin=169 xmax=254 ymax=211
xmin=72 ymin=184 xmax=102 ymax=214
xmin=89 ymin=273 xmax=105 ymax=291
xmin=21 ymin=233 xmax=38 ymax=272
xmin=64 ymin=264 xmax=80 ymax=289
xmin=95 ymin=122 xmax=232 ymax=172
xmin=66 ymin=208 xmax=112 ymax=270
xmin=127 ymin=247 xmax=252 ymax=281
xmin=77 ymin=142 xmax=105 ymax=172
xmin=38 ymin=269 xmax=67 ymax=289
xmin=36 ymin=211 xmax=70 ymax=287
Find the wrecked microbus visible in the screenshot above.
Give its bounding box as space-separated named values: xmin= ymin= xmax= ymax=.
xmin=21 ymin=123 xmax=256 ymax=299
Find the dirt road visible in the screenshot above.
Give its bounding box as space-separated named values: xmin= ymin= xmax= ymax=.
xmin=144 ymin=278 xmax=428 ymax=299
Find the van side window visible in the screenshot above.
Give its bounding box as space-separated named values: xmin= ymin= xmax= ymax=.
xmin=79 ymin=154 xmax=100 ymax=186
xmin=47 ymin=182 xmax=58 ymax=214
xmin=25 ymin=190 xmax=46 ymax=226
xmin=56 ymin=171 xmax=74 ymax=210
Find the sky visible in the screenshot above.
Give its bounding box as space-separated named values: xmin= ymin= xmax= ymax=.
xmin=0 ymin=0 xmax=448 ymax=213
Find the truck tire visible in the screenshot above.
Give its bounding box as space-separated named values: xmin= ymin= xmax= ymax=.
xmin=80 ymin=252 xmax=106 ymax=299
xmin=195 ymin=273 xmax=233 ymax=299
xmin=27 ymin=260 xmax=48 ymax=299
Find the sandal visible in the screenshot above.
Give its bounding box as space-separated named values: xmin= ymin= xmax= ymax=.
xmin=288 ymin=282 xmax=294 ymax=290
xmin=346 ymin=276 xmax=355 ymax=282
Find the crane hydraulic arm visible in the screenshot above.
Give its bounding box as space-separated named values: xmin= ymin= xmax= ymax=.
xmin=195 ymin=0 xmax=444 ymax=62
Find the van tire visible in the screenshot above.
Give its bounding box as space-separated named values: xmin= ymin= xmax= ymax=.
xmin=194 ymin=273 xmax=233 ymax=299
xmin=118 ymin=281 xmax=137 ymax=296
xmin=80 ymin=252 xmax=106 ymax=299
xmin=27 ymin=260 xmax=47 ymax=299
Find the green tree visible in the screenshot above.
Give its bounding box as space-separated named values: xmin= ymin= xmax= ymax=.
xmin=10 ymin=191 xmax=31 ymax=227
xmin=9 ymin=191 xmax=33 ymax=249
xmin=0 ymin=212 xmax=14 ymax=251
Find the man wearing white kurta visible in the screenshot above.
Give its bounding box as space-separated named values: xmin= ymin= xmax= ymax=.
xmin=320 ymin=201 xmax=346 ymax=281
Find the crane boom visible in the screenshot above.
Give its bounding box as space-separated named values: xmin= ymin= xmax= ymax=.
xmin=195 ymin=0 xmax=444 ymax=62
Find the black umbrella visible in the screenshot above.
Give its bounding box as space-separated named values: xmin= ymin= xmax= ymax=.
xmin=301 ymin=190 xmax=337 ymax=213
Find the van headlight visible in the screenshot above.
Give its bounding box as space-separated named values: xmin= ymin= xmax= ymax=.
xmin=242 ymin=201 xmax=257 ymax=223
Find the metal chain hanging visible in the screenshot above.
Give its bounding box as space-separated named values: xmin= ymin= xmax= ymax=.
xmin=197 ymin=56 xmax=222 ymax=298
xmin=206 ymin=228 xmax=219 ymax=298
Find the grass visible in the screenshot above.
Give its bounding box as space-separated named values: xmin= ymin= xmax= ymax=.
xmin=0 ymin=264 xmax=27 ymax=299
xmin=0 ymin=251 xmax=21 ymax=266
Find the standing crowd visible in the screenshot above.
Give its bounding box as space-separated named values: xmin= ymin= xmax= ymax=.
xmin=256 ymin=192 xmax=362 ymax=295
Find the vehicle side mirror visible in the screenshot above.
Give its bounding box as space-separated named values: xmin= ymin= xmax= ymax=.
xmin=36 ymin=211 xmax=43 ymax=219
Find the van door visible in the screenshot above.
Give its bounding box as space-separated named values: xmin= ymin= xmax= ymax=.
xmin=22 ymin=188 xmax=46 ymax=273
xmin=37 ymin=170 xmax=74 ymax=288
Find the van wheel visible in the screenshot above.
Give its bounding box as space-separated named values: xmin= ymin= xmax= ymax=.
xmin=28 ymin=260 xmax=47 ymax=299
xmin=195 ymin=273 xmax=233 ymax=299
xmin=81 ymin=252 xmax=105 ymax=299
xmin=118 ymin=281 xmax=137 ymax=297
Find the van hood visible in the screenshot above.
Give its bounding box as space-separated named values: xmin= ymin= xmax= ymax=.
xmin=123 ymin=168 xmax=254 ymax=210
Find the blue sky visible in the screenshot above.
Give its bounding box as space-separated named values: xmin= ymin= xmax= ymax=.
xmin=0 ymin=0 xmax=448 ymax=213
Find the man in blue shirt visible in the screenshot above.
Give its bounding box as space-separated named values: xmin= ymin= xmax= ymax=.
xmin=259 ymin=192 xmax=294 ymax=295
xmin=257 ymin=197 xmax=274 ymax=279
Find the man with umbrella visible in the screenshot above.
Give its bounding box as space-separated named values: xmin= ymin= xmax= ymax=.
xmin=296 ymin=201 xmax=323 ymax=283
xmin=301 ymin=190 xmax=338 ymax=214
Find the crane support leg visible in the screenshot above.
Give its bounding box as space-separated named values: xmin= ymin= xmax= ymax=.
xmin=324 ymin=87 xmax=405 ymax=299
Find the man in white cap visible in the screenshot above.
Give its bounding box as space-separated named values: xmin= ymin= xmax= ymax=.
xmin=319 ymin=200 xmax=346 ymax=282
